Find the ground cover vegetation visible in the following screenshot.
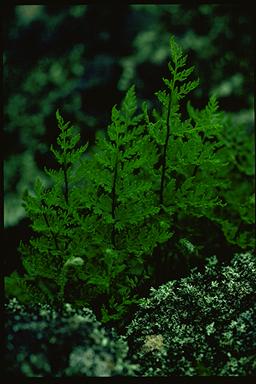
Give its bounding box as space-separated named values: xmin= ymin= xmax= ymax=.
xmin=4 ymin=6 xmax=255 ymax=376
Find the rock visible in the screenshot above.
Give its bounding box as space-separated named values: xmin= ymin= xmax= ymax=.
xmin=5 ymin=299 xmax=137 ymax=377
xmin=125 ymin=252 xmax=256 ymax=376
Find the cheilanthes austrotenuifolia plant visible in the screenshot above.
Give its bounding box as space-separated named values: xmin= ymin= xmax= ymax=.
xmin=5 ymin=36 xmax=255 ymax=323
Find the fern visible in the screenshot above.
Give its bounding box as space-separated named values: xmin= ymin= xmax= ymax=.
xmin=13 ymin=111 xmax=88 ymax=306
xmin=5 ymin=36 xmax=255 ymax=324
xmin=78 ymin=85 xmax=171 ymax=321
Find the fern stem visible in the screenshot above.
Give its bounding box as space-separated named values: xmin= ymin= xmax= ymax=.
xmin=111 ymin=158 xmax=118 ymax=247
xmin=41 ymin=209 xmax=60 ymax=251
xmin=159 ymin=94 xmax=172 ymax=206
xmin=234 ymin=219 xmax=243 ymax=240
xmin=63 ymin=164 xmax=69 ymax=205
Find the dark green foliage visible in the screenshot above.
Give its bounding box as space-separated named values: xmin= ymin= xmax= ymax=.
xmin=4 ymin=5 xmax=253 ymax=229
xmin=5 ymin=299 xmax=137 ymax=377
xmin=6 ymin=112 xmax=88 ymax=309
xmin=145 ymin=37 xmax=227 ymax=217
xmin=5 ymin=36 xmax=255 ymax=324
xmin=125 ymin=251 xmax=256 ymax=376
xmin=206 ymin=115 xmax=255 ymax=249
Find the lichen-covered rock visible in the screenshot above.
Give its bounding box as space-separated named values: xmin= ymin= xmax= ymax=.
xmin=5 ymin=299 xmax=138 ymax=377
xmin=125 ymin=252 xmax=256 ymax=376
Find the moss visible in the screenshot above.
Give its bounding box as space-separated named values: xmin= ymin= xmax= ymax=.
xmin=5 ymin=299 xmax=137 ymax=377
xmin=125 ymin=251 xmax=256 ymax=376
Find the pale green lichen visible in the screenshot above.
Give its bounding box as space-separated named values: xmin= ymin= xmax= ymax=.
xmin=125 ymin=252 xmax=256 ymax=376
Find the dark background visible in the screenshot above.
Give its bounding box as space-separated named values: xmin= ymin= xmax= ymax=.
xmin=3 ymin=4 xmax=254 ymax=276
